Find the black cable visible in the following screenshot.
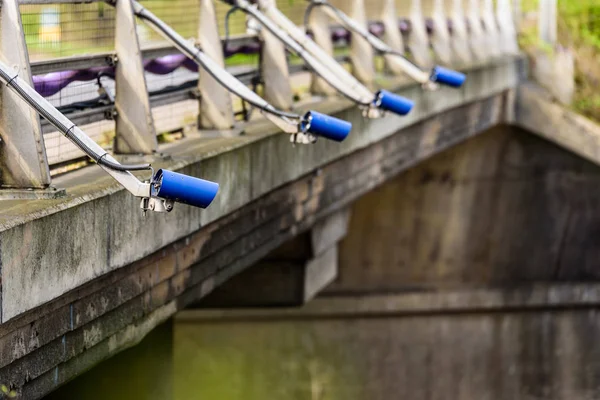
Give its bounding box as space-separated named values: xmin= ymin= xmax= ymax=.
xmin=0 ymin=68 xmax=151 ymax=172
xmin=224 ymin=4 xmax=262 ymax=121
xmin=223 ymin=6 xmax=239 ymax=55
xmin=304 ymin=0 xmax=427 ymax=74
xmin=226 ymin=0 xmax=373 ymax=107
xmin=136 ymin=4 xmax=300 ymax=121
xmin=58 ymin=79 xmax=199 ymax=115
xmin=303 ymin=1 xmax=318 ymax=29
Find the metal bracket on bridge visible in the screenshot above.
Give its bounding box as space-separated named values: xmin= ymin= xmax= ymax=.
xmin=330 ymin=0 xmax=375 ymax=86
xmin=198 ymin=0 xmax=235 ymax=130
xmin=113 ymin=0 xmax=158 ymax=155
xmin=378 ymin=0 xmax=406 ymax=75
xmin=254 ymin=11 xmax=294 ymax=111
xmin=449 ymin=0 xmax=473 ymax=66
xmin=0 ymin=0 xmax=54 ymax=193
xmin=497 ymin=0 xmax=519 ymax=55
xmin=407 ymin=0 xmax=433 ymax=68
xmin=429 ymin=0 xmax=453 ymax=65
xmin=466 ymin=0 xmax=488 ymax=62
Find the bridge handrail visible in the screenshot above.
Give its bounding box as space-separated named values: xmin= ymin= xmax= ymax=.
xmin=0 ymin=0 xmax=525 ymax=191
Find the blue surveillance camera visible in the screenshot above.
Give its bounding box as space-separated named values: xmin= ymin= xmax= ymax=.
xmin=153 ymin=169 xmax=219 ymax=209
xmin=375 ymin=90 xmax=414 ymax=116
xmin=302 ymin=111 xmax=352 ymax=142
xmin=431 ymin=66 xmax=466 ymax=88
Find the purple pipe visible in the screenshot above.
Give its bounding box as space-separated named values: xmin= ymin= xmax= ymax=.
xmin=143 ymin=53 xmax=198 ymax=75
xmin=33 ymin=54 xmax=199 ymax=97
xmin=399 ymin=18 xmax=411 ymax=33
xmin=223 ymin=42 xmax=262 ymax=57
xmin=369 ymin=22 xmax=385 ymax=38
xmin=33 ymin=67 xmax=114 ymax=98
xmin=31 ymin=15 xmax=462 ymax=99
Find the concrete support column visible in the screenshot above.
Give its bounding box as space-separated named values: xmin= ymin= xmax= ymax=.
xmin=449 ymin=0 xmax=473 ymax=66
xmin=197 ymin=0 xmax=236 ymax=130
xmin=497 ymin=0 xmax=519 ymax=55
xmin=466 ymin=0 xmax=488 ymax=62
xmin=307 ymin=2 xmax=338 ymax=96
xmin=481 ymin=0 xmax=501 ymax=59
xmin=330 ymin=0 xmax=375 ymax=85
xmin=113 ymin=0 xmax=158 ymax=155
xmin=0 ymin=0 xmax=52 ymax=191
xmin=430 ymin=0 xmax=453 ymax=65
xmin=408 ymin=0 xmax=434 ymax=67
xmin=258 ymin=22 xmax=294 ymax=111
xmin=379 ymin=0 xmax=407 ymax=75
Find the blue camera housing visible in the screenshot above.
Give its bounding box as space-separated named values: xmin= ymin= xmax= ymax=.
xmin=153 ymin=169 xmax=219 ymax=209
xmin=302 ymin=111 xmax=352 ymax=142
xmin=431 ymin=66 xmax=466 ymax=88
xmin=376 ymin=90 xmax=414 ymax=116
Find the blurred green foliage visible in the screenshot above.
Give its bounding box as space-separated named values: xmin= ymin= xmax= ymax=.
xmin=560 ymin=1 xmax=600 ymax=121
xmin=559 ymin=1 xmax=600 ymax=48
xmin=520 ymin=0 xmax=600 ymax=120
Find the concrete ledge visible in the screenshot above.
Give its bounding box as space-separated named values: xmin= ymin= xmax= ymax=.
xmin=0 ymin=56 xmax=522 ymax=321
xmin=177 ymin=283 xmax=600 ymax=321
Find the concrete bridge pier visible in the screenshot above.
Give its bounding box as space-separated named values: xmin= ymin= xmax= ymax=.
xmin=171 ymin=125 xmax=600 ymax=400
xmin=45 ymin=120 xmax=600 ymax=399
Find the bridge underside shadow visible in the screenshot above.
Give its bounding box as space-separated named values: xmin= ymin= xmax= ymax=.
xmin=46 ymin=124 xmax=600 ymax=399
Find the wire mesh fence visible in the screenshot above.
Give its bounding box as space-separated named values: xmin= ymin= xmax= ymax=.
xmin=138 ymin=0 xmax=200 ymax=46
xmin=21 ymin=0 xmax=500 ymax=174
xmin=20 ymin=0 xmax=259 ymax=173
xmin=21 ymin=2 xmax=115 ymax=61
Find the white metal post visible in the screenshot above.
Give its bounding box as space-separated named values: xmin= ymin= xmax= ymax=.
xmin=481 ymin=0 xmax=501 ymax=58
xmin=539 ymin=0 xmax=557 ymax=46
xmin=306 ymin=0 xmax=338 ymax=95
xmin=430 ymin=0 xmax=453 ymax=64
xmin=450 ymin=0 xmax=473 ymax=66
xmin=497 ymin=0 xmax=519 ymax=55
xmin=114 ymin=0 xmax=158 ymax=154
xmin=408 ymin=0 xmax=433 ymax=67
xmin=379 ymin=0 xmax=407 ymax=75
xmin=466 ymin=0 xmax=488 ymax=62
xmin=0 ymin=0 xmax=52 ymax=190
xmin=258 ymin=18 xmax=294 ymax=110
xmin=330 ymin=0 xmax=375 ymax=85
xmin=198 ymin=0 xmax=236 ymax=129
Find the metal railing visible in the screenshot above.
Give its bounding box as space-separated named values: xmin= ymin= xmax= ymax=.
xmin=0 ymin=0 xmax=526 ymax=194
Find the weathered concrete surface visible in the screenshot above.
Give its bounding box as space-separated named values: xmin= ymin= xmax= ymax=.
xmin=7 ymin=66 xmax=600 ymax=398
xmin=200 ymin=209 xmax=348 ymax=308
xmin=168 ymin=127 xmax=600 ymax=400
xmin=0 ymin=56 xmax=521 ymax=322
xmin=516 ymin=83 xmax=600 ymax=167
xmin=0 ymin=86 xmax=514 ymax=399
xmin=330 ymin=126 xmax=600 ymax=294
xmin=174 ymin=285 xmax=600 ymax=400
xmin=44 ymin=320 xmax=173 ymax=400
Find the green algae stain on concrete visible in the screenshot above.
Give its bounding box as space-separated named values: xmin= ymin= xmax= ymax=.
xmin=174 ymin=320 xmax=367 ymax=400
